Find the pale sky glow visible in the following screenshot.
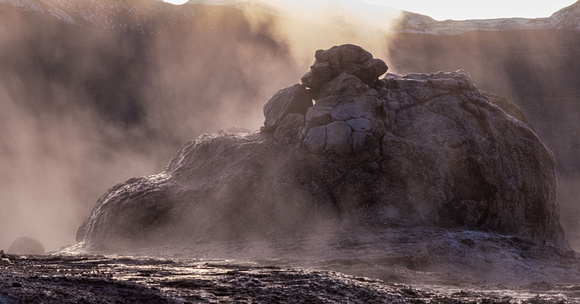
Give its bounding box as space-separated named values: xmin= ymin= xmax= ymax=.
xmin=360 ymin=0 xmax=578 ymax=20
xmin=162 ymin=0 xmax=578 ymax=21
xmin=163 ymin=0 xmax=189 ymax=5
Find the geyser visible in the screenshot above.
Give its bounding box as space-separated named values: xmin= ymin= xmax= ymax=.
xmin=77 ymin=44 xmax=568 ymax=254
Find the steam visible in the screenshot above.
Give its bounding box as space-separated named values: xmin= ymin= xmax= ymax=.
xmin=4 ymin=0 xmax=577 ymax=254
xmin=0 ymin=0 xmax=404 ymax=251
xmin=237 ymin=0 xmax=402 ymax=66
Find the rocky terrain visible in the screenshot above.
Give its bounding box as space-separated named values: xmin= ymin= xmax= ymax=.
xmin=1 ymin=253 xmax=576 ymax=303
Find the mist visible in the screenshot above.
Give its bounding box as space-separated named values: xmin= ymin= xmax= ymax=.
xmin=1 ymin=0 xmax=579 ymax=254
xmin=0 ymin=0 xmax=403 ymax=251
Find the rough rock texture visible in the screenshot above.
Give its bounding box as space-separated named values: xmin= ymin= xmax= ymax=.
xmin=262 ymin=84 xmax=312 ymax=131
xmin=301 ymin=44 xmax=388 ymax=93
xmin=77 ymin=44 xmax=568 ymax=252
xmin=5 ymin=253 xmax=580 ymax=303
xmin=76 ymin=133 xmax=321 ymax=250
xmin=7 ymin=237 xmax=45 ymax=255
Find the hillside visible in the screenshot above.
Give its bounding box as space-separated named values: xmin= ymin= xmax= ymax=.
xmin=396 ymin=1 xmax=580 ymax=35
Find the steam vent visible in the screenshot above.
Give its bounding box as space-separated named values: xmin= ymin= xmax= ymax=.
xmin=78 ymin=44 xmax=568 ymax=252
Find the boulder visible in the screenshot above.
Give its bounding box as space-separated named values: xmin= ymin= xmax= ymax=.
xmin=7 ymin=237 xmax=45 ymax=255
xmin=262 ymin=84 xmax=312 ymax=130
xmin=324 ymin=121 xmax=352 ymax=156
xmin=301 ymin=44 xmax=388 ymax=93
xmin=77 ymin=45 xmax=569 ymax=253
xmin=316 ymin=73 xmax=371 ymax=100
xmin=302 ymin=125 xmax=326 ymax=153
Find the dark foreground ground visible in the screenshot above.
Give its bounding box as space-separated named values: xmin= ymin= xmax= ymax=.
xmin=0 ymin=253 xmax=576 ymax=303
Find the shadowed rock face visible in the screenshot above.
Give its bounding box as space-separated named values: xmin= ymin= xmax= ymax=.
xmin=77 ymin=44 xmax=568 ymax=252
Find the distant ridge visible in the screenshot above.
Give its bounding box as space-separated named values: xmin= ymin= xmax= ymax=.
xmin=2 ymin=0 xmax=579 ymax=35
xmin=397 ymin=0 xmax=580 ymax=35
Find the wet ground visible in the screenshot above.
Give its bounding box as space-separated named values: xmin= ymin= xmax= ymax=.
xmin=0 ymin=253 xmax=577 ymax=303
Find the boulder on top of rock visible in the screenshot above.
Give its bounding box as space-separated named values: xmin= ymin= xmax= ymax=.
xmin=301 ymin=44 xmax=388 ymax=92
xmin=7 ymin=237 xmax=45 ymax=255
xmin=262 ymin=84 xmax=312 ymax=131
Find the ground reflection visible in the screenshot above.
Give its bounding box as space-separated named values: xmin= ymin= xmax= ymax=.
xmin=0 ymin=254 xmax=575 ymax=303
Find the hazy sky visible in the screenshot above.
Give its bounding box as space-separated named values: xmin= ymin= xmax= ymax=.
xmin=361 ymin=0 xmax=578 ymax=20
xmin=163 ymin=0 xmax=578 ymax=21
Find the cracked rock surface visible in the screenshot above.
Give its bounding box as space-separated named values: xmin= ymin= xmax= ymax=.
xmin=77 ymin=44 xmax=568 ymax=266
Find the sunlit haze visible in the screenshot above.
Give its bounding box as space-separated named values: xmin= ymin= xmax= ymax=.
xmin=162 ymin=0 xmax=577 ymax=20
xmin=163 ymin=0 xmax=189 ymax=4
xmin=361 ymin=0 xmax=578 ymax=20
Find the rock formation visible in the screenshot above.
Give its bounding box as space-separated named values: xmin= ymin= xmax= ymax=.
xmin=77 ymin=44 xmax=568 ymax=252
xmin=7 ymin=237 xmax=45 ymax=255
